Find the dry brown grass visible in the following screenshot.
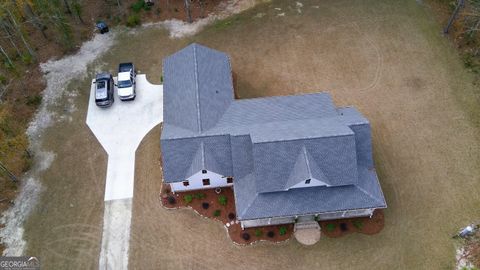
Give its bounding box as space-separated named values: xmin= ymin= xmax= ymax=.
xmin=19 ymin=0 xmax=480 ymax=269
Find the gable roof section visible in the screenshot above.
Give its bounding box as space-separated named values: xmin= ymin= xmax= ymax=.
xmin=163 ymin=43 xmax=234 ymax=133
xmin=252 ymin=133 xmax=358 ymax=193
xmin=161 ymin=135 xmax=233 ymax=182
xmin=286 ymin=146 xmax=329 ymax=189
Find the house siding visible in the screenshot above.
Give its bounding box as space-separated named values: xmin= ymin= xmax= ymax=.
xmin=170 ymin=170 xmax=233 ymax=192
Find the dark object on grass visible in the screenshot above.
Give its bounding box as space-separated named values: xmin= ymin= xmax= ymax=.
xmin=228 ymin=213 xmax=235 ymax=220
xmin=96 ymin=21 xmax=109 ymax=34
xmin=242 ymin=232 xmax=250 ymax=241
xmin=202 ymin=202 xmax=209 ymax=209
xmin=267 ymin=231 xmax=275 ymax=238
xmin=340 ymin=223 xmax=348 ymax=232
xmin=167 ymin=196 xmax=176 ymax=205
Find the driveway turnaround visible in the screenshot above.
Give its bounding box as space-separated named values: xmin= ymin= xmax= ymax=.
xmin=86 ymin=74 xmax=163 ymax=270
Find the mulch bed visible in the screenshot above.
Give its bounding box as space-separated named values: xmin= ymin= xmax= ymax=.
xmin=319 ymin=210 xmax=385 ymax=238
xmin=161 ymin=183 xmax=384 ymax=244
xmin=160 ymin=184 xmax=294 ymax=245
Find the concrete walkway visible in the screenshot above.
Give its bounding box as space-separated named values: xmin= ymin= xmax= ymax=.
xmin=86 ymin=74 xmax=163 ymax=269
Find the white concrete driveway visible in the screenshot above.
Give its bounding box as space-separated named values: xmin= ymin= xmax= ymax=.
xmin=86 ymin=74 xmax=163 ymax=270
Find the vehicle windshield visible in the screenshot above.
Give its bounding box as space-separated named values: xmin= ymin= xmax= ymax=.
xmin=97 ymin=81 xmax=106 ymax=89
xmin=118 ymin=79 xmax=132 ymax=88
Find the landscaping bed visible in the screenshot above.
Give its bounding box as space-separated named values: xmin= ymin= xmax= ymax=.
xmin=320 ymin=210 xmax=385 ymax=238
xmin=160 ymin=184 xmax=293 ymax=245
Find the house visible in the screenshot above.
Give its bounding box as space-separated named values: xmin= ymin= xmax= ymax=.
xmin=160 ymin=43 xmax=387 ymax=229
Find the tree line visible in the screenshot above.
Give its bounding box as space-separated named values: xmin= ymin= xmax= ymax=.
xmin=0 ymin=0 xmax=83 ymax=70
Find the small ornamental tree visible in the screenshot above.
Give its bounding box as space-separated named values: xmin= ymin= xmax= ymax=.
xmin=194 ymin=193 xmax=206 ymax=199
xmin=218 ymin=195 xmax=227 ymax=206
xmin=352 ymin=220 xmax=364 ymax=230
xmin=183 ymin=194 xmax=193 ymax=204
xmin=213 ymin=209 xmax=221 ymax=217
xmin=279 ymin=226 xmax=287 ymax=236
xmin=326 ymin=223 xmax=336 ymax=232
xmin=255 ymin=229 xmax=263 ymax=237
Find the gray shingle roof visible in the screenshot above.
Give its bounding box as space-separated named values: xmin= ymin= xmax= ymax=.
xmin=161 ymin=43 xmax=386 ymax=220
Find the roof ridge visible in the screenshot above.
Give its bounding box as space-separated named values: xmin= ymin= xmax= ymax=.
xmin=193 ymin=45 xmax=202 ymax=133
xmin=252 ymin=133 xmax=354 ymax=145
xmin=200 ymin=141 xmax=205 ymax=169
xmin=302 ymin=145 xmax=313 ymax=180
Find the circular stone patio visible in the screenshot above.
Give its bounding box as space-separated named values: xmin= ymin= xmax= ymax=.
xmin=294 ymin=222 xmax=321 ymax=245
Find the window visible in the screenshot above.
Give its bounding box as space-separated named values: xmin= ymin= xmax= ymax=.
xmin=227 ymin=177 xmax=233 ymax=184
xmin=305 ymin=179 xmax=311 ymax=184
xmin=183 ymin=181 xmax=189 ymax=187
xmin=202 ymin=179 xmax=210 ymax=186
xmin=202 ymin=170 xmax=207 ymax=174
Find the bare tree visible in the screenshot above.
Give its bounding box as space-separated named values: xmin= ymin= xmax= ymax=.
xmin=184 ymin=0 xmax=192 ymax=23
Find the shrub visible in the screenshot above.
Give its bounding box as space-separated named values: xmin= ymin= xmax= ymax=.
xmin=213 ymin=209 xmax=221 ymax=217
xmin=202 ymin=202 xmax=209 ymax=209
xmin=21 ymin=54 xmax=33 ymax=64
xmin=326 ymin=223 xmax=336 ymax=232
xmin=340 ymin=223 xmax=348 ymax=232
xmin=183 ymin=194 xmax=193 ymax=204
xmin=126 ymin=14 xmax=141 ymax=27
xmin=194 ymin=193 xmax=206 ymax=199
xmin=314 ymin=216 xmax=319 ymax=222
xmin=267 ymin=231 xmax=275 ymax=238
xmin=242 ymin=232 xmax=250 ymax=240
xmin=0 ymin=75 xmax=6 ymax=85
xmin=26 ymin=95 xmax=42 ymax=106
xmin=131 ymin=0 xmax=145 ymax=13
xmin=279 ymin=226 xmax=287 ymax=236
xmin=228 ymin=212 xmax=235 ymax=220
xmin=352 ymin=220 xmax=363 ymax=230
xmin=218 ymin=195 xmax=227 ymax=206
xmin=255 ymin=229 xmax=263 ymax=237
xmin=167 ymin=196 xmax=176 ymax=205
